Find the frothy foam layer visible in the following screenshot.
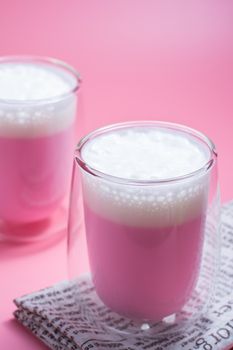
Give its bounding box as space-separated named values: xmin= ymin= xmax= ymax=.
xmin=0 ymin=63 xmax=75 ymax=100
xmin=0 ymin=62 xmax=77 ymax=137
xmin=81 ymin=126 xmax=210 ymax=227
xmin=82 ymin=128 xmax=209 ymax=180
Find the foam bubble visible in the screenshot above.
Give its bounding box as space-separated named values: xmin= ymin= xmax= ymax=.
xmin=0 ymin=62 xmax=77 ymax=137
xmin=81 ymin=126 xmax=211 ymax=227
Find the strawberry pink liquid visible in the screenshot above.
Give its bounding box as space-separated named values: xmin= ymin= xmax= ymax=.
xmin=0 ymin=125 xmax=74 ymax=223
xmin=84 ymin=203 xmax=205 ymax=321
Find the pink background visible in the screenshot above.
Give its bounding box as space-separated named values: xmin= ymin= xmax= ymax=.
xmin=0 ymin=1 xmax=233 ymax=348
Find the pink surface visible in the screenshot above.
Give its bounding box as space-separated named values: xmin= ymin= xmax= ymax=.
xmin=0 ymin=1 xmax=233 ymax=349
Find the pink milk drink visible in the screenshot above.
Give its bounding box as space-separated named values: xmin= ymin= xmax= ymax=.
xmin=0 ymin=57 xmax=80 ymax=225
xmin=74 ymin=122 xmax=218 ymax=323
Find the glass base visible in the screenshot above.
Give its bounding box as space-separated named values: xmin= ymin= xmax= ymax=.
xmin=0 ymin=205 xmax=67 ymax=243
xmin=73 ymin=274 xmax=208 ymax=339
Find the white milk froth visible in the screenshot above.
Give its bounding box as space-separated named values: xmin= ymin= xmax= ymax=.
xmin=82 ymin=127 xmax=209 ymax=180
xmin=0 ymin=62 xmax=77 ymax=137
xmin=81 ymin=126 xmax=211 ymax=227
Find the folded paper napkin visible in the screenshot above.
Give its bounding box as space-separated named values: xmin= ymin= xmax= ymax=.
xmin=14 ymin=202 xmax=233 ymax=350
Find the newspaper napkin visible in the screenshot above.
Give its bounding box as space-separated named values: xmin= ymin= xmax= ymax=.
xmin=14 ymin=202 xmax=233 ymax=350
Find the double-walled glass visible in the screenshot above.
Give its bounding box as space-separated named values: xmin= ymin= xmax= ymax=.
xmin=68 ymin=121 xmax=220 ymax=336
xmin=0 ymin=56 xmax=81 ymax=241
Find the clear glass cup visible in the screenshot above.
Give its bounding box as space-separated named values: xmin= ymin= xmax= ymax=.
xmin=68 ymin=121 xmax=220 ymax=337
xmin=0 ymin=56 xmax=81 ymax=242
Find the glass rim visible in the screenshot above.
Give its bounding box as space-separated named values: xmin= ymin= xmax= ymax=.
xmin=0 ymin=55 xmax=81 ymax=105
xmin=75 ymin=121 xmax=217 ymax=186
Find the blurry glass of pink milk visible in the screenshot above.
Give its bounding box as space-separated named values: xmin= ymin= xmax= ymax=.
xmin=0 ymin=56 xmax=80 ymax=226
xmin=72 ymin=121 xmax=220 ymax=326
